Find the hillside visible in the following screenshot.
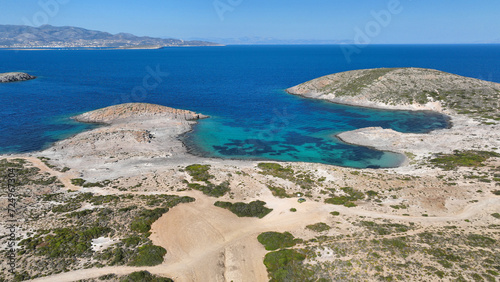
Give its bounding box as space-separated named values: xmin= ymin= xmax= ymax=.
xmin=287 ymin=68 xmax=500 ymax=121
xmin=0 ymin=24 xmax=221 ymax=48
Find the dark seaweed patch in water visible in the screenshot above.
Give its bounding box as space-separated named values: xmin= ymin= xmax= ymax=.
xmin=341 ymin=146 xmax=385 ymax=161
xmin=298 ymin=126 xmax=336 ymax=133
xmin=282 ymin=132 xmax=325 ymax=146
xmin=214 ymin=139 xmax=281 ymax=156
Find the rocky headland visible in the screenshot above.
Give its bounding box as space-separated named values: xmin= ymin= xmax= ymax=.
xmin=0 ymin=72 xmax=36 ymax=82
xmin=40 ymin=103 xmax=209 ymax=180
xmin=287 ymin=67 xmax=500 ymax=118
xmin=288 ymin=67 xmax=500 ymax=172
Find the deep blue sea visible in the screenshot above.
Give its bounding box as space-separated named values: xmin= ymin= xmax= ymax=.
xmin=1 ymin=45 xmax=499 ymax=168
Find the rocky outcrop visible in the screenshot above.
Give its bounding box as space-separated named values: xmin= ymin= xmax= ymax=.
xmin=287 ymin=68 xmax=500 ymax=119
xmin=0 ymin=72 xmax=36 ymax=82
xmin=73 ymin=103 xmax=208 ymax=124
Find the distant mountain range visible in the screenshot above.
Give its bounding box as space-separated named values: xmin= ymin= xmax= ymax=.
xmin=184 ymin=36 xmax=354 ymax=45
xmin=0 ymin=25 xmax=221 ymax=48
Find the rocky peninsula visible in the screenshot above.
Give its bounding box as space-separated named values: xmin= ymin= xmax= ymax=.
xmin=41 ymin=103 xmax=208 ymax=180
xmin=0 ymin=72 xmax=36 ymax=82
xmin=288 ymin=67 xmax=500 ymax=172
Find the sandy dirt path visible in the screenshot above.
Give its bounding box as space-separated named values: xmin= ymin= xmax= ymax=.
xmin=7 ymin=156 xmax=81 ymax=190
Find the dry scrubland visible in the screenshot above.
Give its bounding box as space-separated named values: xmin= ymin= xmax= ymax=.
xmin=0 ymin=68 xmax=499 ymax=282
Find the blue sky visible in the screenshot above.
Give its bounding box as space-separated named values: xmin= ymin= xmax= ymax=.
xmin=1 ymin=0 xmax=499 ymax=43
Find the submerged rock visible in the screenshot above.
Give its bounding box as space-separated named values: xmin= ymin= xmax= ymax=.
xmin=0 ymin=72 xmax=36 ymax=83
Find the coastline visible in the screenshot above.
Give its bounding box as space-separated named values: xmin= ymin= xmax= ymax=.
xmin=0 ymin=45 xmax=225 ymax=51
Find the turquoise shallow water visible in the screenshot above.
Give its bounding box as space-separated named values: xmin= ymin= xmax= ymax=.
xmin=1 ymin=45 xmax=498 ymax=168
xmin=183 ymin=92 xmax=448 ymax=168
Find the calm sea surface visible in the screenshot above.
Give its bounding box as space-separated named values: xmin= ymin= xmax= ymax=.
xmin=1 ymin=45 xmax=499 ymax=168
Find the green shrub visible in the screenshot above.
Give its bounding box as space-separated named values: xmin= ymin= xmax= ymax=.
xmin=122 ymin=236 xmax=142 ymax=247
xmin=90 ymin=195 xmax=120 ymax=205
xmin=263 ymin=249 xmax=306 ymax=281
xmin=324 ymin=196 xmax=350 ymax=205
xmin=267 ymin=185 xmax=291 ymax=198
xmin=306 ymin=222 xmax=331 ymax=232
xmin=258 ymin=232 xmax=297 ymax=251
xmin=52 ymin=202 xmax=82 ymax=213
xmin=71 ymin=178 xmax=86 ymax=186
xmin=491 ymin=213 xmax=500 ymax=219
xmin=429 ymin=150 xmax=500 ymax=170
xmin=185 ymin=164 xmax=213 ymax=181
xmin=19 ymin=226 xmax=110 ymax=258
xmin=120 ymin=271 xmax=173 ymax=282
xmin=258 ymin=163 xmax=317 ymax=190
xmin=437 ymin=260 xmax=453 ymax=268
xmin=214 ymin=200 xmax=272 ymax=218
xmin=128 ymin=244 xmax=167 ymax=266
xmin=341 ymin=187 xmax=365 ymax=200
xmin=188 ymin=181 xmax=230 ymax=197
xmin=467 ymin=234 xmax=496 ymax=247
xmin=130 ymin=208 xmax=168 ymax=233
xmin=324 ymin=187 xmax=364 ymax=207
xmin=66 ymin=209 xmax=94 ymax=218
xmin=359 ymin=221 xmax=411 ymax=235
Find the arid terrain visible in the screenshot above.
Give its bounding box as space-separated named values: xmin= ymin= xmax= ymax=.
xmin=1 ymin=68 xmax=499 ymax=282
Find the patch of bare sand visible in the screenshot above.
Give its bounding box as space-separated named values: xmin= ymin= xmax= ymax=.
xmin=148 ymin=189 xmax=331 ymax=282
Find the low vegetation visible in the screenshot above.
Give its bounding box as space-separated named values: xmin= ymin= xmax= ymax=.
xmin=187 ymin=181 xmax=230 ymax=197
xmin=429 ymin=150 xmax=500 ymax=170
xmin=119 ymin=271 xmax=173 ymax=282
xmin=185 ymin=164 xmax=213 ymax=181
xmin=11 ymin=176 xmax=195 ymax=279
xmin=184 ymin=164 xmax=230 ymax=197
xmin=306 ymin=222 xmax=331 ymax=233
xmin=358 ymin=221 xmax=412 ymax=235
xmin=267 ymin=185 xmax=292 ymax=198
xmin=258 ymin=232 xmax=297 ymax=251
xmin=130 ymin=208 xmax=168 ymax=234
xmin=263 ymin=249 xmax=309 ymax=282
xmin=324 ymin=186 xmax=364 ymax=207
xmin=127 ymin=244 xmax=167 ymax=266
xmin=214 ymin=200 xmax=272 ymax=218
xmin=19 ymin=226 xmax=111 ymax=258
xmin=258 ymin=162 xmax=318 ymax=190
